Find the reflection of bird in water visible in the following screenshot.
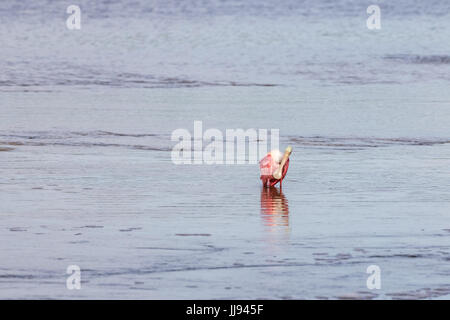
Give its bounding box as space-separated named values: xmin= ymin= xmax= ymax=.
xmin=260 ymin=187 xmax=289 ymax=228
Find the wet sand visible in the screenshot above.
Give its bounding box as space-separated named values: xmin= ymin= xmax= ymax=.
xmin=1 ymin=86 xmax=450 ymax=299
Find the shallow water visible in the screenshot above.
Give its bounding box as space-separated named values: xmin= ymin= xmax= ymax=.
xmin=1 ymin=0 xmax=450 ymax=299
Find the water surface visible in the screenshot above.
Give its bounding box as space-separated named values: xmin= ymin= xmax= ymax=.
xmin=1 ymin=0 xmax=450 ymax=299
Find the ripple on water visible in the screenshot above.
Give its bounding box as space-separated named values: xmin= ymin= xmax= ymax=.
xmin=387 ymin=286 xmax=450 ymax=299
xmin=384 ymin=54 xmax=450 ymax=65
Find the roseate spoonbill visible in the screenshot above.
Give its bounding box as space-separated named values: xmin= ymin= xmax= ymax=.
xmin=259 ymin=146 xmax=292 ymax=188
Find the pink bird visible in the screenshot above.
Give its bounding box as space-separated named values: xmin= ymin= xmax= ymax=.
xmin=259 ymin=146 xmax=292 ymax=188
